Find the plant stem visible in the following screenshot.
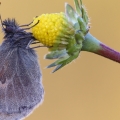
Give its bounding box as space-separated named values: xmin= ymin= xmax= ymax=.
xmin=82 ymin=32 xmax=120 ymax=63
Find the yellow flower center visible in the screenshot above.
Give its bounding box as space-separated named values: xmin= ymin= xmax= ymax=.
xmin=31 ymin=12 xmax=67 ymax=47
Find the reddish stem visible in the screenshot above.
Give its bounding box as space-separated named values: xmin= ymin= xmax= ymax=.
xmin=82 ymin=33 xmax=120 ymax=63
xmin=96 ymin=43 xmax=120 ymax=63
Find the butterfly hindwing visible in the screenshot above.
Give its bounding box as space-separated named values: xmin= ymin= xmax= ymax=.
xmin=0 ymin=47 xmax=44 ymax=120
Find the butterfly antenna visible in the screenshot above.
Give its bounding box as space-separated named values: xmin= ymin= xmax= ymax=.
xmin=19 ymin=21 xmax=33 ymax=27
xmin=23 ymin=20 xmax=40 ymax=30
xmin=0 ymin=3 xmax=4 ymax=29
xmin=19 ymin=16 xmax=39 ymax=28
xmin=0 ymin=15 xmax=3 ymax=27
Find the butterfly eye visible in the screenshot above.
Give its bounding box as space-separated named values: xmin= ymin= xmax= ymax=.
xmin=2 ymin=23 xmax=10 ymax=30
xmin=4 ymin=26 xmax=12 ymax=32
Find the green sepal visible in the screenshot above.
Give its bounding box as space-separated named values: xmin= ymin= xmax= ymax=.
xmin=75 ymin=30 xmax=85 ymax=42
xmin=52 ymin=51 xmax=80 ymax=73
xmin=46 ymin=54 xmax=70 ymax=68
xmin=81 ymin=6 xmax=89 ymax=25
xmin=65 ymin=3 xmax=78 ymax=25
xmin=77 ymin=16 xmax=87 ymax=34
xmin=54 ymin=40 xmax=68 ymax=45
xmin=45 ymin=49 xmax=67 ymax=59
xmin=74 ymin=0 xmax=82 ymax=16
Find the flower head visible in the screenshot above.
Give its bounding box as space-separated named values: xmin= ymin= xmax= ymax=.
xmin=32 ymin=12 xmax=75 ymax=50
xmin=31 ymin=0 xmax=89 ymax=72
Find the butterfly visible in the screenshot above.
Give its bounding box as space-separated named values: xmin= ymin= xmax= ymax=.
xmin=0 ymin=18 xmax=44 ymax=120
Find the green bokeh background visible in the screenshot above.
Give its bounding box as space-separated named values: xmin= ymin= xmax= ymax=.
xmin=1 ymin=0 xmax=120 ymax=120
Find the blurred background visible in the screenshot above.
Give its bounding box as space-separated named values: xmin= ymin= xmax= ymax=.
xmin=1 ymin=0 xmax=120 ymax=120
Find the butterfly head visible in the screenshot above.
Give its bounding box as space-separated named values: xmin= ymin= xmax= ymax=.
xmin=2 ymin=18 xmax=20 ymax=35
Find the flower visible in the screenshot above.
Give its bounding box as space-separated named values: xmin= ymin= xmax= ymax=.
xmin=31 ymin=0 xmax=89 ymax=72
xmin=31 ymin=0 xmax=120 ymax=73
xmin=32 ymin=12 xmax=75 ymax=50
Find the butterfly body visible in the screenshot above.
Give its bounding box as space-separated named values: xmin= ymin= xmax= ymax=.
xmin=0 ymin=19 xmax=44 ymax=120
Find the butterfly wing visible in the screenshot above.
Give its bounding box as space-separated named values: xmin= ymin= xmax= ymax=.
xmin=0 ymin=46 xmax=44 ymax=120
